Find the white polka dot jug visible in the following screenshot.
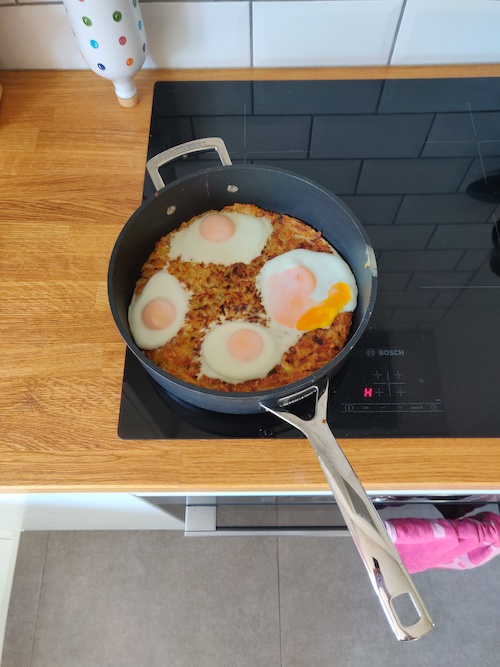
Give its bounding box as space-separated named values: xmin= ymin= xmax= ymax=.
xmin=63 ymin=0 xmax=147 ymax=107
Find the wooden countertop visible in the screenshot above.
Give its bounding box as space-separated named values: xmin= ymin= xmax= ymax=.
xmin=1 ymin=66 xmax=500 ymax=494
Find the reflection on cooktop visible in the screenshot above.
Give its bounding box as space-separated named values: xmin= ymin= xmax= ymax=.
xmin=119 ymin=331 xmax=448 ymax=440
xmin=119 ymin=350 xmax=300 ymax=440
xmin=118 ymin=78 xmax=500 ymax=440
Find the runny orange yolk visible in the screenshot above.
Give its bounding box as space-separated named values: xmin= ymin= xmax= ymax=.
xmin=296 ymin=282 xmax=351 ymax=331
xmin=141 ymin=298 xmax=176 ymax=330
xmin=227 ymin=328 xmax=264 ymax=361
xmin=199 ymin=213 xmax=236 ymax=242
xmin=266 ymin=265 xmax=351 ymax=331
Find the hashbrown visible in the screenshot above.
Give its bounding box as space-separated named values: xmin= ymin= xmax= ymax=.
xmin=132 ymin=203 xmax=354 ymax=392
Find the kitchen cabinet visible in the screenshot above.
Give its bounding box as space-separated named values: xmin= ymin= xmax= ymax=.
xmin=0 ymin=494 xmax=184 ymax=532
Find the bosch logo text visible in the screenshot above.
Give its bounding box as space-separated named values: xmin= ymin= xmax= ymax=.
xmin=378 ymin=349 xmax=404 ymax=356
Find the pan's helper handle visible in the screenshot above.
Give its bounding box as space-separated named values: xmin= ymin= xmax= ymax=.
xmin=261 ymin=381 xmax=434 ymax=642
xmin=146 ymin=137 xmax=232 ymax=191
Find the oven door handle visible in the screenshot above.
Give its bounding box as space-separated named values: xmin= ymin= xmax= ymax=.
xmin=184 ymin=501 xmax=351 ymax=536
xmin=184 ymin=504 xmax=351 ymax=537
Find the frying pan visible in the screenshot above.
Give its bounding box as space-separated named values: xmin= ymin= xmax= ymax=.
xmin=108 ymin=138 xmax=433 ymax=641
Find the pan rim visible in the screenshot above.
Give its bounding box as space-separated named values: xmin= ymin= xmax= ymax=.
xmin=108 ymin=162 xmax=378 ymax=403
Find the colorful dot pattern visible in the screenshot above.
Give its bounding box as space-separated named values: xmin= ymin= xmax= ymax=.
xmin=78 ymin=3 xmax=146 ymax=71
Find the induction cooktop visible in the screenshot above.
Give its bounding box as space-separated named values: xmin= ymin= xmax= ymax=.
xmin=118 ymin=77 xmax=500 ymax=439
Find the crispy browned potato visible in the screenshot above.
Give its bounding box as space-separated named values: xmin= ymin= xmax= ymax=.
xmin=133 ymin=203 xmax=353 ymax=392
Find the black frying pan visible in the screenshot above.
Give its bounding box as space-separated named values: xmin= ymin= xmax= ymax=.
xmin=108 ymin=138 xmax=433 ymax=641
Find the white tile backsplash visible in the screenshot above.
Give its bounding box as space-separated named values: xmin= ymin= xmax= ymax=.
xmin=141 ymin=2 xmax=251 ymax=69
xmin=252 ymin=1 xmax=403 ymax=68
xmin=0 ymin=0 xmax=500 ymax=70
xmin=0 ymin=2 xmax=250 ymax=70
xmin=0 ymin=5 xmax=85 ymax=69
xmin=391 ymin=0 xmax=500 ymax=65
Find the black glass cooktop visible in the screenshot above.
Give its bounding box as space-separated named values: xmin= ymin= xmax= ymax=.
xmin=118 ymin=78 xmax=500 ymax=439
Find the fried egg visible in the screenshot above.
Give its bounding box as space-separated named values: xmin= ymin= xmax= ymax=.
xmin=200 ymin=322 xmax=282 ymax=383
xmin=257 ymin=249 xmax=357 ymax=332
xmin=169 ymin=210 xmax=273 ymax=265
xmin=128 ymin=270 xmax=190 ymax=350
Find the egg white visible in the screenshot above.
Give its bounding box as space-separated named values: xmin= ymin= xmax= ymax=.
xmin=257 ymin=248 xmax=358 ymax=331
xmin=200 ymin=321 xmax=282 ymax=383
xmin=128 ymin=270 xmax=191 ymax=350
xmin=169 ymin=211 xmax=273 ymax=265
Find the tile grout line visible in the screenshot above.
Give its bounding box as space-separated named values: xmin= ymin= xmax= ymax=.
xmin=28 ymin=532 xmax=51 ymax=667
xmin=387 ymin=0 xmax=408 ymax=66
xmin=249 ymin=0 xmax=254 ymax=69
xmin=277 ymin=536 xmax=283 ymax=667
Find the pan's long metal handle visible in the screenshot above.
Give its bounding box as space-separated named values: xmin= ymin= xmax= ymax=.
xmin=261 ymin=381 xmax=434 ymax=642
xmin=146 ymin=137 xmax=232 ymax=191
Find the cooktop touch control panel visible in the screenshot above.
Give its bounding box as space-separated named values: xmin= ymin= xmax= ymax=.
xmin=329 ymin=330 xmax=446 ymax=436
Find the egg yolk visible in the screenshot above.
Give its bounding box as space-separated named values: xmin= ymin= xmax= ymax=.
xmin=141 ymin=297 xmax=177 ymax=330
xmin=199 ymin=213 xmax=236 ymax=242
xmin=296 ymin=282 xmax=351 ymax=331
xmin=266 ymin=265 xmax=316 ymax=328
xmin=227 ymin=328 xmax=264 ymax=362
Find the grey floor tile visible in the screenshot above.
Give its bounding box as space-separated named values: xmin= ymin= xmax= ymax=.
xmin=5 ymin=524 xmax=500 ymax=667
xmin=278 ymin=536 xmax=500 ymax=667
xmin=29 ymin=532 xmax=281 ymax=667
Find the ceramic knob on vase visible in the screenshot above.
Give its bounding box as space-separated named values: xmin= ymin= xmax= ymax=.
xmin=63 ymin=0 xmax=147 ymax=107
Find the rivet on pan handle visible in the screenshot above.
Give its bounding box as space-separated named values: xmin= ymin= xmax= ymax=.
xmin=146 ymin=137 xmax=233 ymax=191
xmin=261 ymin=379 xmax=434 ymax=642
